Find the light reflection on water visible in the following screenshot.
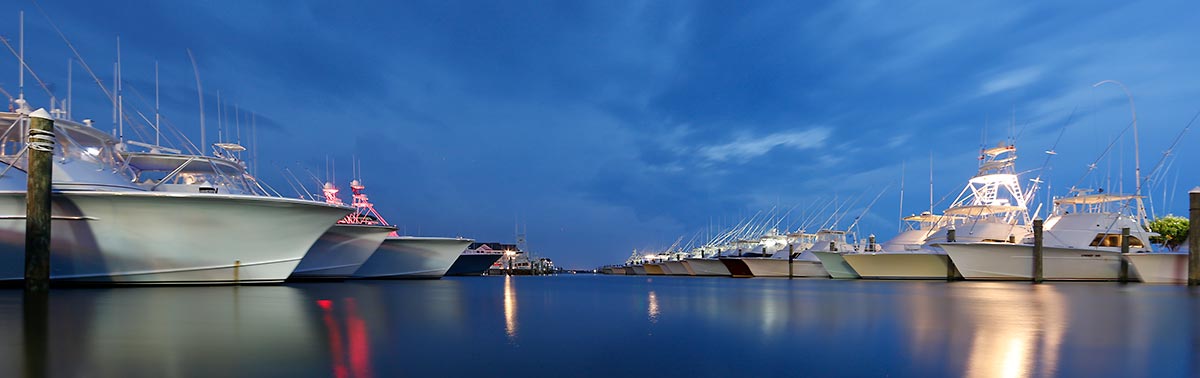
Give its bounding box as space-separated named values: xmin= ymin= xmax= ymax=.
xmin=0 ymin=276 xmax=1197 ymax=377
xmin=503 ymin=275 xmax=518 ymax=341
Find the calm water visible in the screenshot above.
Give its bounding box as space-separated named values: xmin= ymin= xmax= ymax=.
xmin=2 ymin=275 xmax=1198 ymax=377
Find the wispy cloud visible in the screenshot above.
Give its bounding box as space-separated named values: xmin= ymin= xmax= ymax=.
xmin=979 ymin=67 xmax=1043 ymax=95
xmin=698 ymin=128 xmax=831 ymax=163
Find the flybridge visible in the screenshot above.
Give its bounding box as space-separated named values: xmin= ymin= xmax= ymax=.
xmin=323 ymin=179 xmax=397 ymax=236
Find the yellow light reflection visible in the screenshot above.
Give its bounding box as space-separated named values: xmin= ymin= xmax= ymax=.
xmin=504 ymin=275 xmax=517 ymax=340
xmin=962 ymin=284 xmax=1064 ymax=378
xmin=647 ymin=291 xmax=659 ymax=323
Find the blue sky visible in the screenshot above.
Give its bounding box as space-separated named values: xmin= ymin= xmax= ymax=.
xmin=4 ymin=1 xmax=1199 ymax=268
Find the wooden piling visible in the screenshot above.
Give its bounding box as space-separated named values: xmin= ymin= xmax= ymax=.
xmin=1189 ymin=188 xmax=1200 ymax=286
xmin=945 ymin=227 xmax=957 ymax=281
xmin=787 ymin=244 xmax=794 ymax=279
xmin=1119 ymin=227 xmax=1130 ymax=283
xmin=1032 ymin=219 xmax=1044 ymax=284
xmin=25 ymin=109 xmax=54 ymax=292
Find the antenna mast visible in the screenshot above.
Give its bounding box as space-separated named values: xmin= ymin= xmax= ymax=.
xmin=899 ymin=161 xmax=905 ymax=233
xmin=66 ymin=59 xmax=72 ymax=119
xmin=1093 ymin=80 xmax=1143 ymax=222
xmin=18 ymin=10 xmax=24 ymax=101
xmin=155 ymin=60 xmax=160 ymax=146
xmin=186 ymin=49 xmax=206 ymax=155
xmin=117 ymin=36 xmax=123 ymax=142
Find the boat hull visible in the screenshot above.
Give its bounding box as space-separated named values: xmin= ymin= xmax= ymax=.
xmin=644 ymin=264 xmax=666 ymax=275
xmin=939 ymin=242 xmax=1134 ymax=281
xmin=812 ymin=251 xmax=860 ymax=279
xmin=740 ymin=258 xmax=828 ymax=277
xmin=1125 ymin=253 xmax=1187 ymax=284
xmin=678 ymin=260 xmax=697 ymax=275
xmin=683 ymin=259 xmax=730 ymax=276
xmin=842 ymin=253 xmax=957 ymax=280
xmin=353 ymin=237 xmax=473 ymax=279
xmin=445 ymin=253 xmax=504 ymax=276
xmin=0 ymin=191 xmax=349 ymax=284
xmin=292 ymin=224 xmax=394 ymax=279
xmin=632 ymin=265 xmax=647 ymax=275
xmin=664 ymin=261 xmax=689 ymax=275
xmin=718 ymin=258 xmax=754 ymax=278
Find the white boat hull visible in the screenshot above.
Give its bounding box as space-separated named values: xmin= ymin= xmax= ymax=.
xmin=664 ymin=261 xmax=689 ymax=275
xmin=353 ymin=236 xmax=473 ymax=279
xmin=1125 ymin=253 xmax=1188 ymax=284
xmin=291 ymin=224 xmax=394 ymax=279
xmin=678 ymin=260 xmax=697 ymax=275
xmin=842 ymin=252 xmax=957 ymax=279
xmin=0 ymin=191 xmax=349 ymax=284
xmin=632 ymin=265 xmax=647 ymax=275
xmin=939 ymin=242 xmax=1135 ymax=281
xmin=812 ymin=251 xmax=860 ymax=279
xmin=740 ymin=258 xmax=828 ymax=277
xmin=645 ymin=263 xmax=666 ymax=275
xmin=683 ymin=259 xmax=729 ymax=276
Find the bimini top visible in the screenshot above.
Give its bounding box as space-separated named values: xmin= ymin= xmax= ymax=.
xmin=1054 ymin=193 xmax=1140 ymax=205
xmin=121 ymin=152 xmax=244 ymax=176
xmin=901 ymin=212 xmax=963 ymax=223
xmin=942 ymin=204 xmax=1026 ymax=216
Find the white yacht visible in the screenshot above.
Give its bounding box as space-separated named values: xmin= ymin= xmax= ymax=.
xmin=682 ymin=245 xmax=731 ymax=276
xmin=0 ymin=108 xmax=352 ymax=284
xmin=843 ymin=143 xmax=1032 ymax=279
xmin=941 ymin=192 xmax=1157 ymax=281
xmin=290 ymin=183 xmax=396 ymax=279
xmin=806 ymin=230 xmax=872 ymax=279
xmin=740 ymin=231 xmax=827 ymax=277
xmin=347 ymin=180 xmax=473 ymax=279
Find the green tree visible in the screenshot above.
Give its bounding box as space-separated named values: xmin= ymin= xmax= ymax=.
xmin=1148 ymin=215 xmax=1189 ymax=251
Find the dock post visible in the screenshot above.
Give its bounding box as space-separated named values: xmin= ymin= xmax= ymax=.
xmin=945 ymin=227 xmax=957 ymax=281
xmin=1189 ymin=188 xmax=1200 ymax=286
xmin=25 ymin=109 xmax=55 ymax=292
xmin=1119 ymin=227 xmax=1130 ymax=283
xmin=787 ymin=244 xmax=794 ymax=279
xmin=1032 ymin=219 xmax=1044 ymax=284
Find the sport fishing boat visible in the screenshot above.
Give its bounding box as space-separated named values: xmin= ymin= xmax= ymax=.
xmin=941 ymin=191 xmax=1157 ymax=281
xmin=0 ymin=106 xmax=351 ymax=284
xmin=290 ymin=182 xmax=396 ymax=279
xmin=815 ymin=213 xmax=944 ymax=279
xmin=739 ymin=231 xmax=826 ymax=277
xmin=683 ymin=245 xmax=731 ymax=276
xmin=347 ymin=180 xmax=473 ymax=279
xmin=445 ymin=242 xmax=508 ymax=276
xmin=843 ymin=143 xmax=1032 ymax=279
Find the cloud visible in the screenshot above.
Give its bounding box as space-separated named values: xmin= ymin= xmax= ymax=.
xmin=697 ymin=128 xmax=831 ymax=163
xmin=979 ymin=67 xmax=1043 ymax=95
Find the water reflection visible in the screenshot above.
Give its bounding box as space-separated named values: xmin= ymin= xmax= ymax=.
xmin=647 ymin=290 xmax=659 ymax=323
xmin=958 ymin=284 xmax=1066 ymax=378
xmin=0 ymin=277 xmax=1196 ymax=377
xmin=316 ymin=298 xmax=373 ymax=378
xmin=504 ymin=275 xmax=518 ymax=340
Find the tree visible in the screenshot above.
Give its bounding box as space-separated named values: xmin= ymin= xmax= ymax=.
xmin=1148 ymin=215 xmax=1189 ymax=251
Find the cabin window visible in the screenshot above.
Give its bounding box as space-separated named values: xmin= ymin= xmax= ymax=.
xmin=1088 ymin=234 xmax=1145 ymax=248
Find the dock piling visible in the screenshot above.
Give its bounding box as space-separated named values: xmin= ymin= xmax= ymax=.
xmin=1033 ymin=219 xmax=1044 ymax=284
xmin=25 ymin=109 xmax=55 ymax=292
xmin=1189 ymin=188 xmax=1200 ymax=286
xmin=1119 ymin=228 xmax=1130 ymax=283
xmin=787 ymin=244 xmax=794 ymax=279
